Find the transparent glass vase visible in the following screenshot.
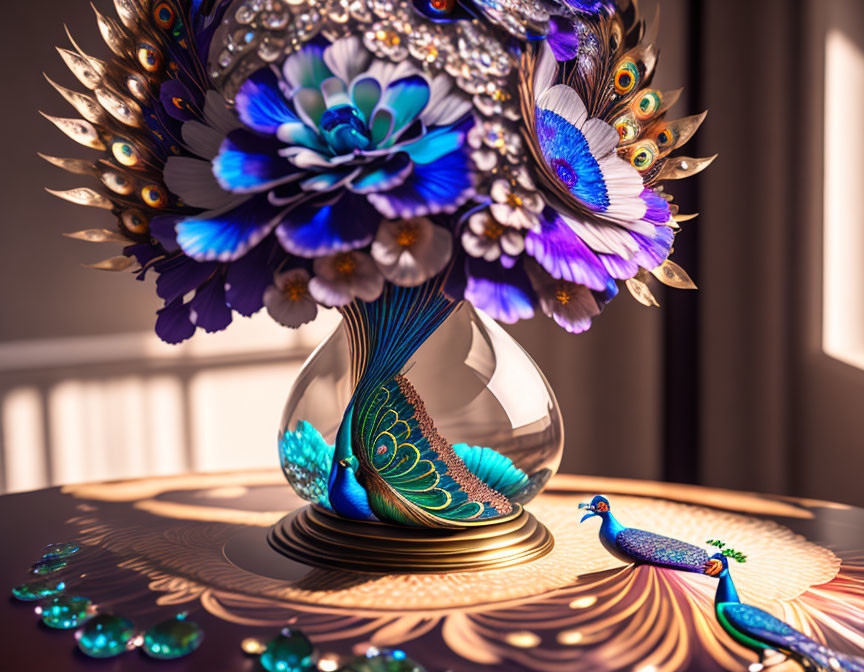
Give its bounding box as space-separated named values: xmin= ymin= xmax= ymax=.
xmin=279 ymin=281 xmax=563 ymax=528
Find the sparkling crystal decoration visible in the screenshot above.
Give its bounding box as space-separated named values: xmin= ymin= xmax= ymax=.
xmin=338 ymin=647 xmax=426 ymax=672
xmin=75 ymin=614 xmax=136 ymax=658
xmin=40 ymin=596 xmax=95 ymax=630
xmin=260 ymin=628 xmax=317 ymax=672
xmin=11 ymin=578 xmax=66 ymax=602
xmin=30 ymin=557 xmax=68 ymax=575
xmin=142 ymin=614 xmax=204 ymax=660
xmin=41 ymin=542 xmax=81 ymax=559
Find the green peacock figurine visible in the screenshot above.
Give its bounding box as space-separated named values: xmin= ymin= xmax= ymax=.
xmin=710 ymin=552 xmax=864 ymax=672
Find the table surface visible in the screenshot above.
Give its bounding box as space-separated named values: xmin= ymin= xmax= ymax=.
xmin=2 ymin=470 xmax=864 ymax=672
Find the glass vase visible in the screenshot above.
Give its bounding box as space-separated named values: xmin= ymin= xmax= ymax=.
xmin=278 ymin=279 xmax=563 ymax=529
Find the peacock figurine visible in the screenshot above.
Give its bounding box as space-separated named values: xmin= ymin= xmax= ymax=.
xmin=579 ymin=495 xmax=717 ymax=573
xmin=42 ymin=1 xmax=710 ymax=530
xmin=709 ymin=552 xmax=864 ymax=672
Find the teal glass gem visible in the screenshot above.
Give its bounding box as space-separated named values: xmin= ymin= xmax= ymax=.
xmin=42 ymin=542 xmax=81 ymax=559
xmin=76 ymin=614 xmax=136 ymax=658
xmin=142 ymin=614 xmax=203 ymax=659
xmin=30 ymin=556 xmax=68 ymax=575
xmin=11 ymin=577 xmax=66 ymax=601
xmin=40 ymin=595 xmax=94 ymax=630
xmin=259 ymin=628 xmax=316 ymax=672
xmin=338 ymin=648 xmax=426 ymax=672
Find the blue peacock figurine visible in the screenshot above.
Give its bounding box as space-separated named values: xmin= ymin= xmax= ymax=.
xmin=579 ymin=495 xmax=717 ymax=573
xmin=709 ymin=552 xmax=864 ymax=672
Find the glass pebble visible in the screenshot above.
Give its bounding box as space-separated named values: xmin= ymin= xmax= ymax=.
xmin=260 ymin=628 xmax=316 ymax=672
xmin=142 ymin=614 xmax=203 ymax=659
xmin=76 ymin=614 xmax=136 ymax=658
xmin=40 ymin=596 xmax=94 ymax=630
xmin=42 ymin=542 xmax=81 ymax=559
xmin=338 ymin=648 xmax=426 ymax=672
xmin=11 ymin=578 xmax=66 ymax=601
xmin=30 ymin=557 xmax=68 ymax=575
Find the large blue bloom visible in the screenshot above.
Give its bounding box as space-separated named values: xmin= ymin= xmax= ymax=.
xmin=177 ymin=36 xmax=475 ymax=263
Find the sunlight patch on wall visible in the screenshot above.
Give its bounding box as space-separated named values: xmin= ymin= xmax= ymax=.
xmin=823 ymin=28 xmax=864 ymax=370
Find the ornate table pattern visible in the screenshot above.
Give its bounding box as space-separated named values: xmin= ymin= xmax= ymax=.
xmin=2 ymin=471 xmax=863 ymax=671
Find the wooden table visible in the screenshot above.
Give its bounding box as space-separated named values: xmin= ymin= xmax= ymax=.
xmin=2 ymin=471 xmax=863 ymax=671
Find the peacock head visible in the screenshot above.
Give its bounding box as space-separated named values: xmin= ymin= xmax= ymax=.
xmin=578 ymin=494 xmax=611 ymax=523
xmin=704 ymin=552 xmax=730 ymax=577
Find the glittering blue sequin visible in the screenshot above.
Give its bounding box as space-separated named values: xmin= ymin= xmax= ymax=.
xmin=616 ymin=528 xmax=709 ymax=570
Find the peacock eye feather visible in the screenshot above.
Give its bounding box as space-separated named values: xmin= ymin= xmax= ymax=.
xmin=614 ymin=60 xmax=640 ymax=96
xmin=141 ymin=184 xmax=167 ymax=208
xmin=634 ymin=90 xmax=662 ymax=120
xmin=137 ymin=43 xmax=162 ymax=72
xmin=101 ymin=171 xmax=134 ymax=195
xmin=112 ymin=140 xmax=140 ymax=167
xmin=126 ymin=75 xmax=149 ymax=101
xmin=615 ymin=116 xmax=640 ymax=143
xmin=629 ymin=141 xmax=658 ymax=171
xmin=120 ymin=209 xmax=149 ymax=236
xmin=153 ymin=2 xmax=175 ymax=30
xmin=655 ymin=126 xmax=678 ymax=151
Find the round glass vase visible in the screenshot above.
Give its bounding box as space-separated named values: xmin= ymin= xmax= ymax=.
xmin=278 ymin=282 xmax=563 ymax=529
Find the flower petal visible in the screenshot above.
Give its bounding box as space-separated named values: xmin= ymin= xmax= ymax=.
xmin=225 ymin=241 xmax=283 ymax=316
xmin=375 ymin=75 xmax=430 ymax=144
xmin=164 ymin=156 xmax=245 ymax=210
xmin=350 ymin=77 xmax=382 ymax=123
xmin=264 ymin=284 xmax=318 ymax=327
xmin=367 ymin=146 xmax=474 ymax=219
xmin=275 ymin=193 xmax=378 ymax=257
xmin=464 ymin=258 xmax=536 ymax=324
xmin=402 ymin=117 xmax=472 ymax=165
xmin=189 ymin=276 xmax=233 ymax=333
xmin=282 ymin=41 xmax=333 ymax=90
xmin=155 ymin=256 xmax=218 ymax=304
xmin=213 ymin=132 xmax=300 ymax=193
xmin=176 ymin=195 xmax=282 ymax=262
xmin=524 ymin=212 xmax=611 ymax=291
xmin=349 ymin=153 xmax=412 ymax=194
xmin=292 ymin=87 xmax=327 ymax=129
xmin=235 ymin=68 xmax=298 ymax=134
xmin=155 ymin=299 xmax=196 ymax=344
xmin=323 ymin=36 xmax=371 ymax=85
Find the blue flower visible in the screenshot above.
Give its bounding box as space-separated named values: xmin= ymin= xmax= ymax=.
xmin=177 ymin=36 xmax=475 ymax=264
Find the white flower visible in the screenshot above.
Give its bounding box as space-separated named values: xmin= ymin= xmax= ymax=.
xmin=308 ymin=252 xmax=384 ymax=307
xmin=489 ymin=179 xmax=544 ymax=230
xmin=371 ymin=218 xmax=453 ymax=287
xmin=461 ymin=211 xmax=525 ymax=261
xmin=264 ymin=268 xmax=318 ymax=328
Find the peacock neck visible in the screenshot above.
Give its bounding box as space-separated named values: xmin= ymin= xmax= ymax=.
xmin=338 ymin=278 xmax=457 ymax=396
xmin=600 ymin=512 xmax=626 ymax=543
xmin=334 ymin=400 xmax=353 ymax=461
xmin=716 ymin=571 xmax=740 ymax=605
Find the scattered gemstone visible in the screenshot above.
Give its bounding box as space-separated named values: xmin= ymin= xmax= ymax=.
xmin=30 ymin=557 xmax=68 ymax=575
xmin=11 ymin=578 xmax=66 ymax=601
xmin=338 ymin=648 xmax=426 ymax=672
xmin=76 ymin=614 xmax=136 ymax=658
xmin=40 ymin=596 xmax=94 ymax=630
xmin=42 ymin=542 xmax=81 ymax=559
xmin=260 ymin=628 xmax=316 ymax=672
xmin=142 ymin=614 xmax=203 ymax=659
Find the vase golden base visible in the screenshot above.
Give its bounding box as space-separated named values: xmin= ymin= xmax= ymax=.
xmin=267 ymin=504 xmax=554 ymax=574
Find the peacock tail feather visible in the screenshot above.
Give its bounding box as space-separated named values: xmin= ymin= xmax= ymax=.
xmin=452 ymin=444 xmax=530 ymax=502
xmin=42 ymin=0 xmax=231 ymax=252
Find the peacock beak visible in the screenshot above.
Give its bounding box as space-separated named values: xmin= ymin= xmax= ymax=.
xmin=578 ymin=502 xmax=596 ymax=522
